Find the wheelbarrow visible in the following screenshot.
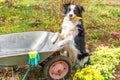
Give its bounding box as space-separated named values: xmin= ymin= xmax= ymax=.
xmin=0 ymin=31 xmax=72 ymax=80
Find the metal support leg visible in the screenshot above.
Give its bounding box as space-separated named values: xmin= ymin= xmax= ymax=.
xmin=22 ymin=66 xmax=31 ymax=80
xmin=11 ymin=67 xmax=14 ymax=80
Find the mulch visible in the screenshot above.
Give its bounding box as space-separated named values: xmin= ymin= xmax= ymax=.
xmin=113 ymin=63 xmax=120 ymax=80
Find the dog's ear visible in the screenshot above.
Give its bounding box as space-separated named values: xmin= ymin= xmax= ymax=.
xmin=62 ymin=3 xmax=71 ymax=10
xmin=81 ymin=6 xmax=85 ymax=12
xmin=78 ymin=6 xmax=85 ymax=12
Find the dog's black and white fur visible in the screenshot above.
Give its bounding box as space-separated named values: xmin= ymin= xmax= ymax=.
xmin=51 ymin=3 xmax=90 ymax=67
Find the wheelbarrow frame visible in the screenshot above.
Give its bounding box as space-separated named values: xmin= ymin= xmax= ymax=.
xmin=0 ymin=31 xmax=72 ymax=80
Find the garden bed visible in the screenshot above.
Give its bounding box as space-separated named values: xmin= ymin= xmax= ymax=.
xmin=0 ymin=0 xmax=120 ymax=79
xmin=73 ymin=47 xmax=120 ymax=80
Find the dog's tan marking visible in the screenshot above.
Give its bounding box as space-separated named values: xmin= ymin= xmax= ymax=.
xmin=58 ymin=33 xmax=64 ymax=40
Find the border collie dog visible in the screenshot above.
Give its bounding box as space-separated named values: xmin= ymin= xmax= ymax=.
xmin=51 ymin=3 xmax=90 ymax=67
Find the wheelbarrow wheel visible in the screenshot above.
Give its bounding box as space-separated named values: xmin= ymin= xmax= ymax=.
xmin=44 ymin=55 xmax=72 ymax=80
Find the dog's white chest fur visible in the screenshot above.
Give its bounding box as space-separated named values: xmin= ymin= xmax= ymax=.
xmin=61 ymin=17 xmax=78 ymax=40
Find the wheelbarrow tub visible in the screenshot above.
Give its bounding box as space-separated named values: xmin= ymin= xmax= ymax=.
xmin=0 ymin=31 xmax=60 ymax=66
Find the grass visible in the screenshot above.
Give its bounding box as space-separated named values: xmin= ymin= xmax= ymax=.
xmin=0 ymin=0 xmax=120 ymax=79
xmin=0 ymin=0 xmax=61 ymax=34
xmin=0 ymin=0 xmax=119 ymax=44
xmin=80 ymin=1 xmax=120 ymax=49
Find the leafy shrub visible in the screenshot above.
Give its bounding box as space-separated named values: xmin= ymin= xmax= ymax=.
xmin=73 ymin=68 xmax=104 ymax=80
xmin=73 ymin=46 xmax=120 ymax=80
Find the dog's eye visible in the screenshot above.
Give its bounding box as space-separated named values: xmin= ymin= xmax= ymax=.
xmin=68 ymin=8 xmax=71 ymax=11
xmin=74 ymin=9 xmax=78 ymax=13
xmin=75 ymin=8 xmax=81 ymax=14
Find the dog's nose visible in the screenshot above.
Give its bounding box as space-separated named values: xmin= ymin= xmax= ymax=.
xmin=69 ymin=14 xmax=73 ymax=17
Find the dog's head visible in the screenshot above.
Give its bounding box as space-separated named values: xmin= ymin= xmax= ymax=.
xmin=62 ymin=3 xmax=84 ymax=20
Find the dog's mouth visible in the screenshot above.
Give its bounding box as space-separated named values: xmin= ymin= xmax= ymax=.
xmin=69 ymin=17 xmax=74 ymax=21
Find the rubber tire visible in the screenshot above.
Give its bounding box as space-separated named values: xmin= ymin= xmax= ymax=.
xmin=44 ymin=55 xmax=72 ymax=80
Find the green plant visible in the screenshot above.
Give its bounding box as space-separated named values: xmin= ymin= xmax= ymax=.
xmin=73 ymin=68 xmax=104 ymax=80
xmin=73 ymin=46 xmax=120 ymax=80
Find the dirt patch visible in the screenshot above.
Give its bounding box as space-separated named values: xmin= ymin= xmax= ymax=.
xmin=113 ymin=63 xmax=120 ymax=80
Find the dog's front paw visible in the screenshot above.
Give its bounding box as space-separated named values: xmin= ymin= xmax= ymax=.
xmin=51 ymin=38 xmax=56 ymax=44
xmin=58 ymin=42 xmax=64 ymax=48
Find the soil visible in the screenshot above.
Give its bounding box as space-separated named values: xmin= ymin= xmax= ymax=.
xmin=113 ymin=63 xmax=120 ymax=80
xmin=0 ymin=63 xmax=120 ymax=80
